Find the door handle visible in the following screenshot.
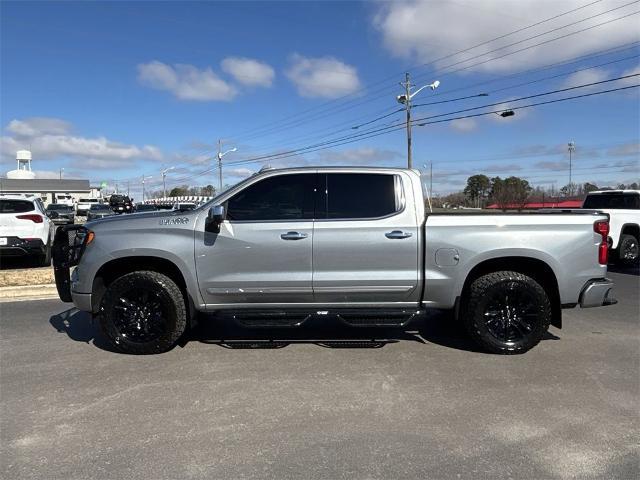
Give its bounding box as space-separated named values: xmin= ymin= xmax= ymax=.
xmin=281 ymin=231 xmax=308 ymax=240
xmin=385 ymin=230 xmax=413 ymax=239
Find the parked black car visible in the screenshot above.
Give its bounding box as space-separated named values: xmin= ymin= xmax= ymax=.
xmin=109 ymin=194 xmax=133 ymax=214
xmin=87 ymin=203 xmax=116 ymax=221
xmin=45 ymin=204 xmax=75 ymax=225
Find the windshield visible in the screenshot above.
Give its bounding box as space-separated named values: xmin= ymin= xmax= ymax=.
xmin=91 ymin=204 xmax=111 ymax=211
xmin=79 ymin=198 xmax=98 ymax=203
xmin=583 ymin=193 xmax=639 ymax=210
xmin=47 ymin=204 xmax=72 ymax=211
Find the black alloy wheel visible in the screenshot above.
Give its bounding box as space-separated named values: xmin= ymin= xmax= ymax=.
xmin=462 ymin=271 xmax=551 ymax=354
xmin=618 ymin=234 xmax=639 ymax=265
xmin=99 ymin=271 xmax=187 ymax=354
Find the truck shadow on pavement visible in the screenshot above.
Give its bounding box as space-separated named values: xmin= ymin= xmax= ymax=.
xmin=49 ymin=308 xmax=560 ymax=354
xmin=608 ymin=263 xmax=639 ymax=276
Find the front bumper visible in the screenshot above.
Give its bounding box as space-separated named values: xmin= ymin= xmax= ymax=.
xmin=52 ymin=217 xmax=74 ymax=225
xmin=579 ymin=278 xmax=617 ymax=308
xmin=71 ymin=290 xmax=93 ymax=312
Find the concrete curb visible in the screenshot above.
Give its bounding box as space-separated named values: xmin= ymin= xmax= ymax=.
xmin=0 ymin=284 xmax=58 ymax=302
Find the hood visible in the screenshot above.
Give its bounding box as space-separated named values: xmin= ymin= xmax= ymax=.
xmin=86 ymin=208 xmax=200 ymax=229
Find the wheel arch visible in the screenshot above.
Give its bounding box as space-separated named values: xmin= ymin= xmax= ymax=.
xmin=621 ymin=223 xmax=639 ymax=239
xmin=92 ymin=256 xmax=197 ymax=324
xmin=460 ymin=256 xmax=562 ymax=329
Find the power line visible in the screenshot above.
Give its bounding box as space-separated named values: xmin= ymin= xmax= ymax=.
xmin=221 ymin=0 xmax=623 ymax=144
xmin=228 ymin=8 xmax=639 ymax=147
xmin=239 ymin=44 xmax=640 ymax=156
xmin=212 ymin=82 xmax=640 ymax=170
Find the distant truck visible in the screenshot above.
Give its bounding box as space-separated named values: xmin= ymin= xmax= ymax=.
xmin=76 ymin=198 xmax=101 ymax=216
xmin=108 ymin=194 xmax=133 ymax=214
xmin=55 ymin=194 xmax=74 ymax=207
xmin=583 ymin=190 xmax=639 ymax=265
xmin=53 ymin=167 xmax=616 ymax=355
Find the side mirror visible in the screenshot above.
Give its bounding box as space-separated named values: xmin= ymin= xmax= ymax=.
xmin=206 ymin=205 xmax=225 ymax=232
xmin=48 ymin=211 xmax=59 ymax=219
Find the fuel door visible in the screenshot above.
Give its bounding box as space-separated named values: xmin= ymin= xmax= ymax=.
xmin=435 ymin=248 xmax=460 ymax=267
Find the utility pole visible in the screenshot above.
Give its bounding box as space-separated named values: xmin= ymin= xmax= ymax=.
xmin=403 ymin=72 xmax=413 ymax=169
xmin=59 ymin=168 xmax=64 ymax=180
xmin=216 ymin=140 xmax=237 ymax=191
xmin=397 ymin=74 xmax=439 ymax=170
xmin=161 ymin=166 xmax=175 ymax=199
xmin=217 ymin=139 xmax=223 ymax=191
xmin=141 ymin=175 xmax=152 ymax=202
xmin=126 ymin=181 xmax=130 ymax=197
xmin=568 ymin=141 xmax=576 ymax=196
xmin=429 ymin=162 xmax=433 ymax=211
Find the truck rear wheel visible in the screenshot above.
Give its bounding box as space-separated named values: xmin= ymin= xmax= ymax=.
xmin=617 ymin=234 xmax=639 ymax=265
xmin=98 ymin=271 xmax=187 ymax=354
xmin=462 ymin=271 xmax=551 ymax=354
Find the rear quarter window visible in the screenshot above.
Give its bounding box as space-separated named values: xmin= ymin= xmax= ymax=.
xmin=0 ymin=199 xmax=35 ymax=213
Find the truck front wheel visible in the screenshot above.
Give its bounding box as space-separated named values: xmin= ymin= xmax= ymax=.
xmin=98 ymin=271 xmax=187 ymax=354
xmin=462 ymin=271 xmax=551 ymax=354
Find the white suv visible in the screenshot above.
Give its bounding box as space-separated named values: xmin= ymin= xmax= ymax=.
xmin=0 ymin=195 xmax=56 ymax=266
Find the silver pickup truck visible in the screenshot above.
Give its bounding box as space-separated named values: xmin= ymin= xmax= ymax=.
xmin=53 ymin=167 xmax=615 ymax=355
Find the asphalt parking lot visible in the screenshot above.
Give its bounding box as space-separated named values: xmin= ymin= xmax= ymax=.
xmin=1 ymin=269 xmax=638 ymax=479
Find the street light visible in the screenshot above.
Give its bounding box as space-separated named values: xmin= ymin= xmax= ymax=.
xmin=161 ymin=166 xmax=175 ymax=199
xmin=397 ymin=73 xmax=439 ymax=169
xmin=217 ymin=139 xmax=237 ymax=191
xmin=568 ymin=141 xmax=576 ymax=197
xmin=141 ymin=174 xmax=153 ymax=202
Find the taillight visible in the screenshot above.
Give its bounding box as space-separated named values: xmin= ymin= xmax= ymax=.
xmin=594 ymin=220 xmax=609 ymax=265
xmin=16 ymin=214 xmax=43 ymax=223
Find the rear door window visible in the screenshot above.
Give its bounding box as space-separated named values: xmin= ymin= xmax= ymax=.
xmin=319 ymin=173 xmax=402 ymax=219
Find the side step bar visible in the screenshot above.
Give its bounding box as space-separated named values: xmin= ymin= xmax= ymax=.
xmin=337 ymin=310 xmax=420 ymax=327
xmin=225 ymin=309 xmax=421 ymax=328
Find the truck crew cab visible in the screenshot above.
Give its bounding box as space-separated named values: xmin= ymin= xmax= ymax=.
xmin=53 ymin=167 xmax=615 ymax=355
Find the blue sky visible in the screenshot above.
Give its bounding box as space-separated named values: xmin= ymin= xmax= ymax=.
xmin=1 ymin=0 xmax=638 ymax=199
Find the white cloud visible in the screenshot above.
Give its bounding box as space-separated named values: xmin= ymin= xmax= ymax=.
xmin=1 ymin=117 xmax=163 ymax=171
xmin=450 ymin=117 xmax=477 ymax=132
xmin=33 ymin=170 xmax=62 ymax=179
xmin=562 ymin=68 xmax=610 ymax=89
xmin=619 ymin=64 xmax=640 ymax=86
xmin=137 ymin=61 xmax=237 ymax=101
xmin=7 ymin=117 xmax=72 ymax=137
xmin=285 ymin=54 xmax=361 ymax=98
xmin=226 ymin=167 xmax=254 ymax=177
xmin=607 ymin=142 xmax=639 ymax=157
xmin=315 ymin=147 xmax=401 ymax=165
xmin=373 ymin=0 xmax=639 ymax=74
xmin=221 ymin=57 xmax=275 ymax=87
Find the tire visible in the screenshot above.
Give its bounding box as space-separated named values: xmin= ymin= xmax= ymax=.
xmin=617 ymin=234 xmax=639 ymax=266
xmin=98 ymin=271 xmax=187 ymax=354
xmin=38 ymin=239 xmax=52 ymax=267
xmin=462 ymin=271 xmax=551 ymax=354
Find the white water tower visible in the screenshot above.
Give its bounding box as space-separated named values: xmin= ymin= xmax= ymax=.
xmin=7 ymin=150 xmax=36 ymax=179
